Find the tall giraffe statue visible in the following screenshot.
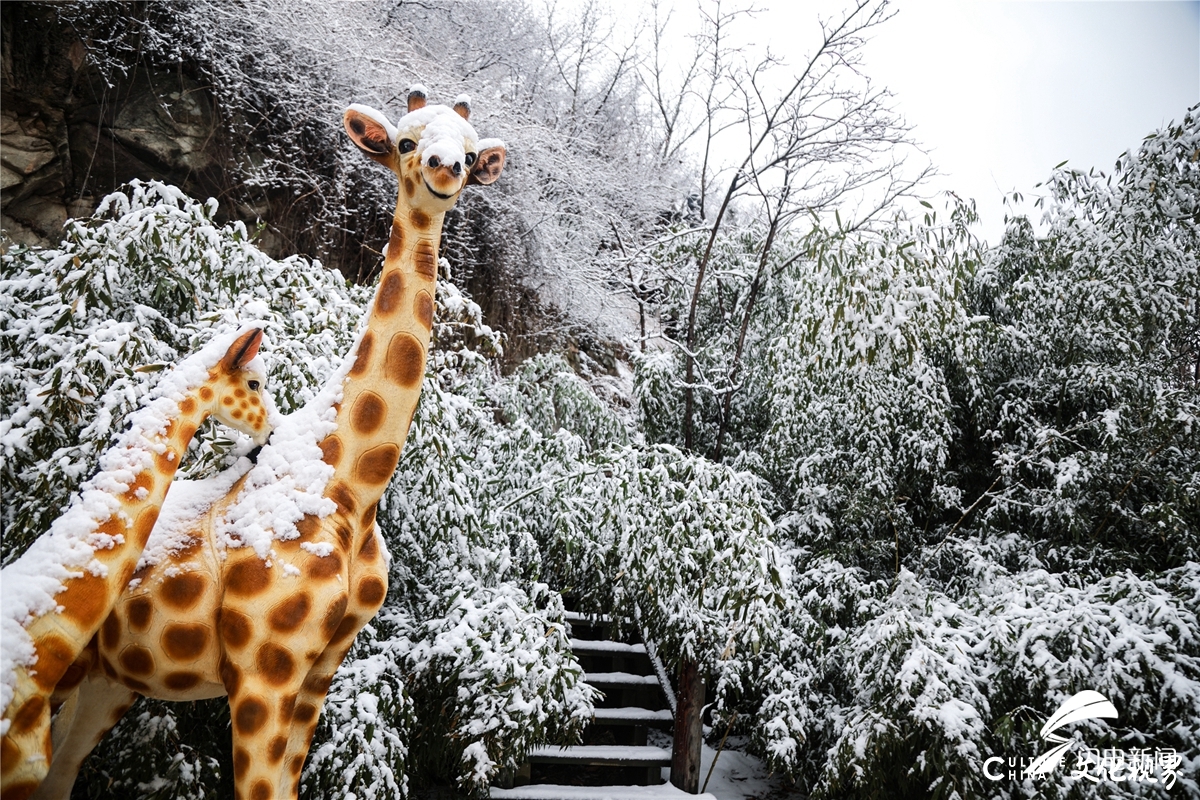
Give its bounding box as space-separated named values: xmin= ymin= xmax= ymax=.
xmin=0 ymin=327 xmax=273 ymax=800
xmin=24 ymin=88 xmax=506 ymax=800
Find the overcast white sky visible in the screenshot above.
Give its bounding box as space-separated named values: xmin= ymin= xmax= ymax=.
xmin=601 ymin=0 xmax=1199 ymax=244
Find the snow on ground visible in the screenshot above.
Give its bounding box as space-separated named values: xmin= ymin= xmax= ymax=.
xmin=686 ymin=744 xmax=797 ymax=800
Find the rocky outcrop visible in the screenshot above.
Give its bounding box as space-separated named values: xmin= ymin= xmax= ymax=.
xmin=1 ymin=4 xmax=229 ymax=248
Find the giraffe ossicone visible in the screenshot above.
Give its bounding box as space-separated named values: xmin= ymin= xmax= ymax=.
xmin=1 ymin=326 xmax=274 ymax=799
xmin=17 ymin=89 xmax=506 ymax=800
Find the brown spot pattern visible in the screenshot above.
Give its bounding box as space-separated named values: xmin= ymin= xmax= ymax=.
xmin=161 ymin=572 xmax=207 ymax=610
xmin=415 ymin=290 xmax=434 ymax=329
xmin=268 ymin=593 xmax=312 ymax=634
xmin=357 ymin=576 xmax=387 ymax=607
xmin=56 ymin=572 xmax=109 ymax=629
xmin=162 ymin=623 xmax=209 ymax=662
xmin=123 ymin=471 xmax=154 ymax=502
xmin=31 ymin=635 xmax=74 ymax=691
xmin=269 ymin=735 xmax=287 ymax=763
xmin=11 ymin=697 xmax=45 ymax=733
xmin=377 ymin=270 xmax=403 ymax=314
xmin=133 ymin=507 xmax=160 ymax=547
xmin=410 ymin=209 xmax=430 ymax=229
xmin=321 ymin=596 xmax=349 ymax=639
xmin=349 ymin=331 xmax=374 ymax=377
xmin=119 ymin=645 xmax=155 ymax=676
xmin=234 ymin=747 xmax=251 ymax=777
xmin=360 ymin=530 xmax=379 ymax=559
xmin=294 ymin=703 xmax=318 ymax=725
xmin=330 ymin=482 xmax=357 ymax=515
xmin=306 ymin=552 xmax=343 ymax=580
xmin=302 ymin=672 xmax=332 ymax=695
xmin=177 ymin=422 xmax=198 ymax=443
xmin=57 ymin=657 xmax=89 ymax=693
xmin=331 ymin=614 xmax=361 ymax=644
xmin=226 ymin=558 xmax=271 ymax=596
xmin=164 ymin=671 xmax=202 ymax=691
xmin=335 ymin=522 xmax=352 ymax=550
xmin=295 ymin=513 xmax=321 ymax=539
xmin=181 ymin=397 xmax=198 ymax=413
xmin=356 ymin=444 xmax=400 ymax=486
xmin=361 ymin=503 xmax=378 ymax=528
xmin=319 ymin=436 xmax=343 ymax=468
xmin=257 ymin=642 xmax=296 ymax=686
xmin=385 ymin=332 xmax=425 ymax=388
xmin=280 ymin=693 xmax=298 ymax=724
xmin=121 ymin=675 xmax=150 ymax=692
xmin=414 ymin=239 xmax=437 ymax=279
xmin=199 ymin=387 xmax=214 ymax=401
xmin=234 ymin=696 xmax=269 ymax=735
xmin=350 ymin=391 xmax=386 ymax=436
xmin=155 ymin=450 xmax=176 ymax=474
xmin=219 ymin=608 xmax=253 ymax=649
xmin=220 ymin=658 xmax=242 ymax=695
xmin=127 ymin=596 xmax=153 ymax=632
xmin=402 ymin=178 xmax=415 ymax=198
xmin=101 ymin=611 xmax=121 ymax=649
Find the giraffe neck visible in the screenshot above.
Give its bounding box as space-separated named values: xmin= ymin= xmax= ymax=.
xmin=322 ymin=208 xmax=442 ymax=515
xmin=0 ymin=393 xmax=217 ymax=736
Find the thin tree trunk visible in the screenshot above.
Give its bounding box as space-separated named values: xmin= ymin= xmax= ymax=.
xmin=671 ymin=658 xmax=704 ymax=793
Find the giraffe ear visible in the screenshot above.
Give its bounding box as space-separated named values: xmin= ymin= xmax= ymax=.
xmin=222 ymin=328 xmax=264 ymax=372
xmin=344 ymin=105 xmax=396 ymax=165
xmin=468 ymin=142 xmax=506 ymax=186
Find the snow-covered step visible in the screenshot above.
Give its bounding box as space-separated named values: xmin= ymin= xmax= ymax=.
xmin=527 ymin=745 xmax=670 ymax=767
xmin=592 ymin=707 xmax=673 ymax=725
xmin=491 ymin=784 xmax=717 ymax=800
xmin=584 ymin=672 xmax=660 ymax=686
xmin=564 ymin=610 xmax=613 ymax=623
xmin=570 ymin=638 xmax=647 ymax=655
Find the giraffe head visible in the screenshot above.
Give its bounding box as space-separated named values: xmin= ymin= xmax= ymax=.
xmin=205 ymin=328 xmax=272 ymax=445
xmin=343 ymin=86 xmax=506 ymax=214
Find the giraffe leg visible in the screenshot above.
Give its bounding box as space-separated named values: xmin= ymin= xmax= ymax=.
xmin=278 ymin=635 xmax=359 ymax=797
xmin=2 ymin=670 xmax=55 ymax=800
xmin=226 ymin=666 xmax=310 ymax=800
xmin=30 ymin=675 xmax=136 ymax=800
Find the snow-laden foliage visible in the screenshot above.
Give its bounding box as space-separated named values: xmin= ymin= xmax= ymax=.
xmin=4 ymin=92 xmax=1198 ymax=800
xmin=0 ymin=180 xmax=367 ymax=563
xmin=304 ymin=624 xmax=411 ymax=800
xmin=633 ymin=108 xmax=1200 ymax=798
xmin=0 ymin=185 xmax=599 ymax=798
xmin=54 ymin=0 xmax=672 ymax=333
xmin=761 ymin=208 xmax=977 ymax=557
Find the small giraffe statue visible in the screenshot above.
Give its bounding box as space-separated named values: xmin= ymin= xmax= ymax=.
xmin=27 ymin=89 xmax=506 ymax=800
xmin=0 ymin=327 xmax=273 ymax=800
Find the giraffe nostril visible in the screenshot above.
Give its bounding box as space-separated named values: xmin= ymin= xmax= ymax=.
xmin=428 ymin=155 xmax=441 ymax=169
xmin=452 ymin=162 xmax=462 ymax=177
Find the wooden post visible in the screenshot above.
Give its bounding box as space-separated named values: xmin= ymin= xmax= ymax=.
xmin=670 ymin=658 xmax=704 ymax=793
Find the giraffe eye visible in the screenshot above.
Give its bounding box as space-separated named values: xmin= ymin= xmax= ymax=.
xmin=247 ymin=380 xmax=261 ymax=392
xmin=465 ymin=152 xmax=477 ymax=167
xmin=398 ymin=139 xmax=417 ymax=154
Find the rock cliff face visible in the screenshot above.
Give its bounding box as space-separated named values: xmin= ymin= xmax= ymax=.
xmin=1 ymin=4 xmax=230 ymax=248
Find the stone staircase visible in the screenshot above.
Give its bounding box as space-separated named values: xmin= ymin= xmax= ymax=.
xmin=492 ymin=613 xmax=715 ymax=800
